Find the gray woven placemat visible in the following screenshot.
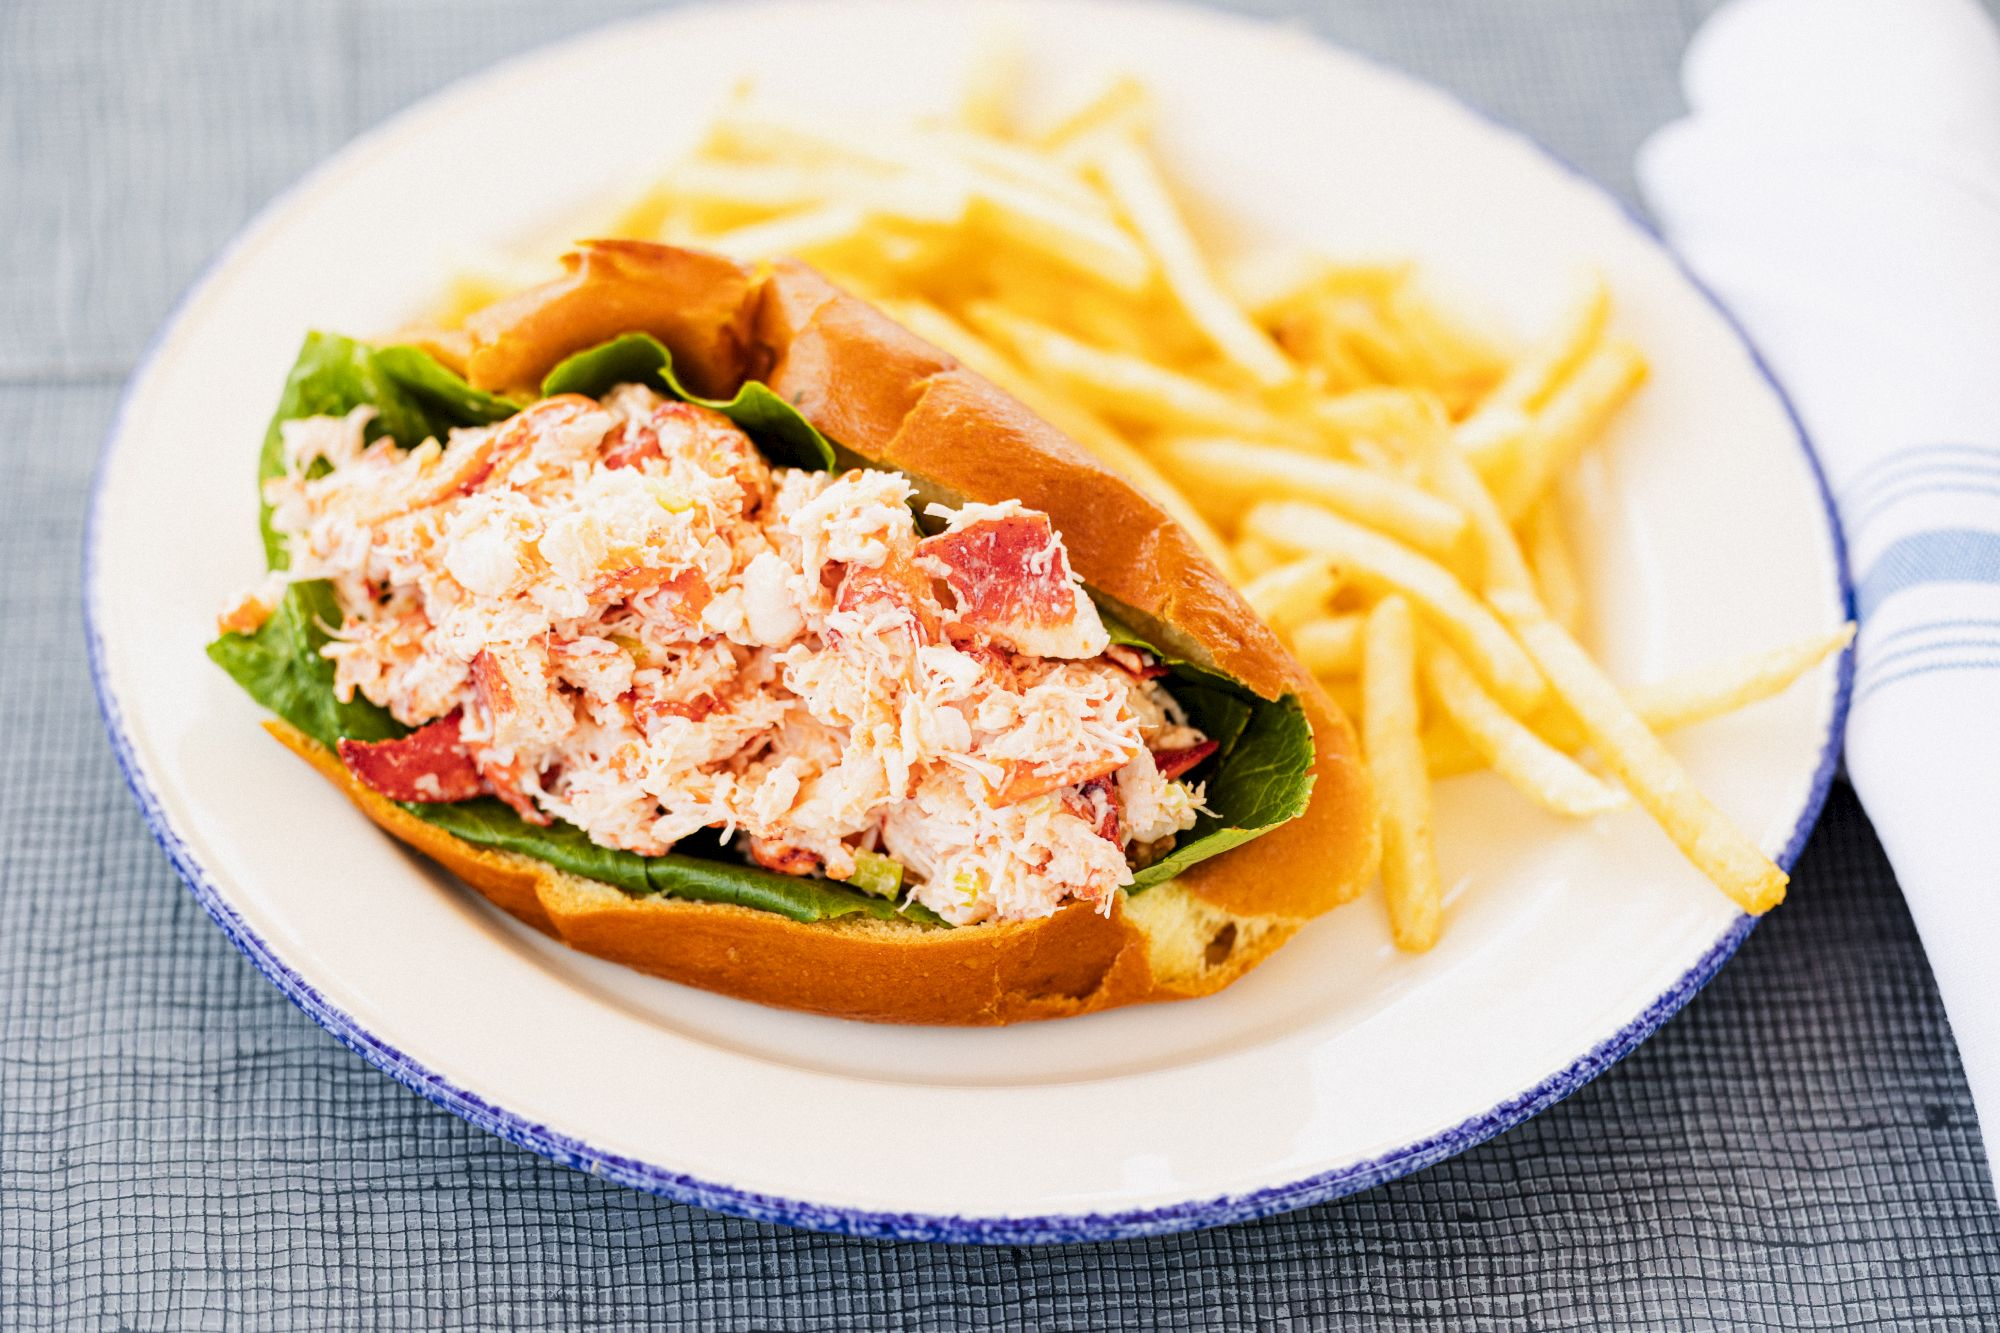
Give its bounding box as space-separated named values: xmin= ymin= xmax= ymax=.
xmin=4 ymin=1 xmax=1997 ymax=1327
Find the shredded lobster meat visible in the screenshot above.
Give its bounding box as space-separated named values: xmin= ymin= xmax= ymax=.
xmin=1152 ymin=739 xmax=1220 ymax=781
xmin=241 ymin=385 xmax=1215 ymax=925
xmin=916 ymin=504 xmax=1108 ymax=659
xmin=334 ymin=709 xmax=484 ymax=803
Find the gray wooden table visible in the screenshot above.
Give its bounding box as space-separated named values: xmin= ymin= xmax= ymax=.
xmin=4 ymin=1 xmax=1997 ymax=1326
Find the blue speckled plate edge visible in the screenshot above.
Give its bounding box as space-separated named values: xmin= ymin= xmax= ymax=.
xmin=80 ymin=1 xmax=1856 ymax=1245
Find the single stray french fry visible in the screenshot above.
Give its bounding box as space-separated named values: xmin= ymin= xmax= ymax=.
xmin=1422 ymin=639 xmax=1625 ymax=817
xmin=1363 ymin=596 xmax=1442 ymax=951
xmin=1247 ymin=500 xmax=1545 ymax=712
xmin=1489 ymin=589 xmax=1788 ymax=913
xmin=1626 ymin=624 xmax=1855 ymax=734
xmin=1427 ymin=623 xmax=1855 ymax=778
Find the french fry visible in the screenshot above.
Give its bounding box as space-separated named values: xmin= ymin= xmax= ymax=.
xmin=1038 ymin=75 xmax=1152 ymax=155
xmin=436 ymin=251 xmax=563 ymax=326
xmin=704 ymin=103 xmax=918 ymax=176
xmin=1627 ymin=624 xmax=1854 ymax=734
xmin=972 ymin=250 xmax=1184 ymax=360
xmin=1523 ymin=500 xmax=1585 ymax=634
xmin=1455 ymin=275 xmax=1608 ymax=477
xmin=703 ymin=203 xmax=876 ymax=262
xmin=874 ymin=298 xmax=1242 ymax=581
xmin=708 ymin=103 xmax=1152 ymax=290
xmin=1423 ymin=721 xmax=1488 ymax=779
xmin=1304 ymin=387 xmax=1438 ymax=449
xmin=1292 ymin=613 xmax=1365 ymax=677
xmin=1156 ymin=437 xmax=1468 ymax=556
xmin=644 ymin=160 xmax=919 ymax=217
xmin=1242 ymin=555 xmax=1342 ymax=632
xmin=1225 ymin=252 xmax=1345 ymax=314
xmin=957 ymin=32 xmax=1023 ymax=137
xmin=1268 ymin=305 xmax=1380 ymax=393
xmin=1088 ymin=137 xmax=1294 ymax=387
xmin=936 ymin=130 xmax=1111 ymax=219
xmin=1405 ymin=403 xmax=1535 ymax=596
xmin=1233 ymin=535 xmax=1288 ymax=581
xmin=1453 ymin=403 xmax=1532 ymax=479
xmin=965 ymin=304 xmax=1312 ymax=442
xmin=1386 ymin=280 xmax=1511 ymax=389
xmin=964 ymin=178 xmax=1155 ymax=293
xmin=1362 ymin=597 xmax=1442 ymax=951
xmin=1428 ymin=624 xmax=1855 ymax=779
xmin=1320 ymin=674 xmax=1364 ymax=728
xmin=1239 ymin=255 xmax=1407 ymax=323
xmin=1421 ymin=639 xmax=1625 ymax=817
xmin=1468 ymin=273 xmax=1610 ymax=419
xmin=1489 ymin=589 xmax=1788 ymax=914
xmin=1322 ymin=291 xmax=1428 ymax=385
xmin=1495 ymin=340 xmax=1648 ymax=520
xmin=1246 ymin=500 xmax=1545 ymax=712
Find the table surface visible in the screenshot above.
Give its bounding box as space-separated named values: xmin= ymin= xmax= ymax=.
xmin=5 ymin=0 xmax=1998 ymax=1327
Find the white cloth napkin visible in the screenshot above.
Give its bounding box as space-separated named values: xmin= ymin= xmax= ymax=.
xmin=1640 ymin=0 xmax=2000 ymax=1174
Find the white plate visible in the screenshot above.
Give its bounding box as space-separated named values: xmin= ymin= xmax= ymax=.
xmin=85 ymin=0 xmax=1851 ymax=1242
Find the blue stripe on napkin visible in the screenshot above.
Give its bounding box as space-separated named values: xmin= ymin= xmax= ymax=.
xmin=1856 ymin=529 xmax=2000 ymax=621
xmin=1853 ymin=530 xmax=2000 ymax=700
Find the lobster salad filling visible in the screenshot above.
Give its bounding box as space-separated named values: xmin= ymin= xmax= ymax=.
xmin=222 ymin=386 xmax=1215 ymax=926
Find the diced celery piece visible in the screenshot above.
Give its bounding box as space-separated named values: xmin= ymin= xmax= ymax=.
xmin=848 ymin=849 xmax=905 ymax=899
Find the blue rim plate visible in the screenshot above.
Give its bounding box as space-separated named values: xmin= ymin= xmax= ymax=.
xmin=83 ymin=0 xmax=1853 ymax=1243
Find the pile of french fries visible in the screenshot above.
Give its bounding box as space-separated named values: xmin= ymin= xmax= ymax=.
xmin=443 ymin=56 xmax=1852 ymax=952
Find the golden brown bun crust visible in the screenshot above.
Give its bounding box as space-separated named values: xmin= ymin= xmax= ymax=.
xmin=269 ymin=721 xmax=1296 ymax=1025
xmin=461 ymin=241 xmax=759 ymax=399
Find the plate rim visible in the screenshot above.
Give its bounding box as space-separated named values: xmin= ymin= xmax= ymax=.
xmin=81 ymin=0 xmax=1856 ymax=1244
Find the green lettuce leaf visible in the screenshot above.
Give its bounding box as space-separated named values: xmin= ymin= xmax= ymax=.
xmin=207 ymin=578 xmax=402 ymax=750
xmin=1129 ymin=692 xmax=1314 ymax=888
xmin=542 ymin=333 xmax=836 ymax=472
xmin=375 ymin=345 xmax=525 ymax=428
xmin=410 ymin=797 xmax=651 ymax=894
xmin=1100 ymin=611 xmax=1317 ymax=889
xmin=410 ymin=799 xmax=903 ymax=922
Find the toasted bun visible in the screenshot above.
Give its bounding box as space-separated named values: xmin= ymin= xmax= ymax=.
xmin=307 ymin=239 xmax=1374 ymax=1024
xmin=270 ymin=720 xmax=1299 ymax=1025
